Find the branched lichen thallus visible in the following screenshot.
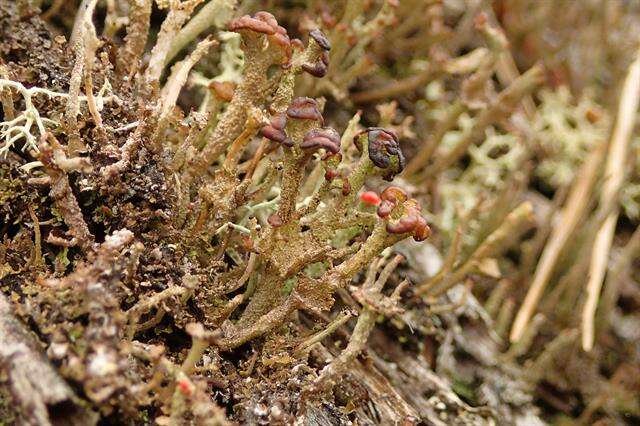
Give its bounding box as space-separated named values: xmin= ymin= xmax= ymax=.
xmin=176 ymin=12 xmax=332 ymax=232
xmin=232 ymin=114 xmax=430 ymax=342
xmin=163 ymin=12 xmax=430 ymax=348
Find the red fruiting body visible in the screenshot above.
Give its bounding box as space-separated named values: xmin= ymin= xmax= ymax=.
xmin=354 ymin=127 xmax=405 ymax=181
xmin=379 ymin=194 xmax=431 ymax=242
xmin=412 ymin=216 xmax=431 ymax=241
xmin=229 ymin=15 xmax=276 ymax=34
xmin=228 ymin=12 xmax=292 ymax=63
xmin=360 ymin=191 xmax=381 ymax=206
xmin=302 ymin=30 xmax=331 ymax=78
xmin=177 ymin=379 xmax=193 ymax=397
xmin=268 ymin=213 xmax=283 ymax=227
xmin=380 ymin=186 xmax=408 ymax=203
xmin=270 ymin=113 xmax=287 ymax=130
xmin=377 ymin=187 xmax=407 ymax=218
xmin=208 ymin=81 xmax=235 ymax=101
xmin=325 ymin=169 xmax=339 ymax=181
xmin=286 ymin=97 xmax=323 ymax=123
xmin=341 ymin=180 xmax=351 ymax=196
xmin=386 ymin=216 xmax=417 ymax=235
xmin=377 ymin=201 xmax=394 ymax=218
xmin=271 ymin=26 xmax=290 ymax=47
xmin=321 ymin=51 xmax=330 ymax=66
xmin=302 ymin=61 xmax=328 ymax=78
xmin=390 ymin=212 xmax=430 ymax=242
xmin=253 ymin=11 xmax=279 ymax=28
xmin=261 ymin=126 xmax=290 ymax=145
xmin=309 ymin=29 xmax=332 ymax=51
xmin=261 ymin=113 xmax=292 ymax=146
xmin=300 ymin=127 xmax=341 ymax=154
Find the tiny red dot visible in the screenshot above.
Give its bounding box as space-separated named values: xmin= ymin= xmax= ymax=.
xmin=360 ymin=191 xmax=381 ymax=206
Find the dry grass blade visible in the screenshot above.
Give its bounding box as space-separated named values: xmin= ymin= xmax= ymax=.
xmin=510 ymin=140 xmax=607 ymax=343
xmin=581 ymin=47 xmax=640 ymax=351
xmin=597 ymin=224 xmax=640 ymax=334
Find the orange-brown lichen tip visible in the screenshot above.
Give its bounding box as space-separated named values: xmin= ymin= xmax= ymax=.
xmin=286 ymin=97 xmax=323 ymax=122
xmin=377 ymin=186 xmax=408 ymax=218
xmin=209 ymin=81 xmax=235 ymax=102
xmin=380 ymin=186 xmax=408 ymax=203
xmin=300 ymin=127 xmax=340 ymax=154
xmin=229 ymin=14 xmax=276 ymax=35
xmin=309 ymin=29 xmax=331 ymax=51
xmin=354 ymin=128 xmax=405 ymax=181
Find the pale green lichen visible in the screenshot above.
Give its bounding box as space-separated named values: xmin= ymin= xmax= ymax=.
xmin=533 ymin=87 xmax=610 ymax=188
